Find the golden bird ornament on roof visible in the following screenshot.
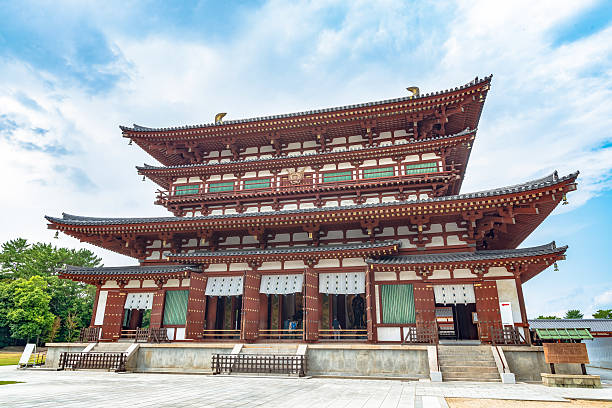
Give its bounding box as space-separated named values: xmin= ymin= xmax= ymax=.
xmin=215 ymin=112 xmax=227 ymax=124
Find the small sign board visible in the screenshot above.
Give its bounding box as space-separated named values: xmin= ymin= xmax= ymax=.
xmin=19 ymin=344 xmax=36 ymax=367
xmin=543 ymin=343 xmax=589 ymax=364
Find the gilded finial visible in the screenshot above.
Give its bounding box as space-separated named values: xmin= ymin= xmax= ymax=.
xmin=406 ymin=86 xmax=420 ymax=97
xmin=215 ymin=112 xmax=227 ymax=124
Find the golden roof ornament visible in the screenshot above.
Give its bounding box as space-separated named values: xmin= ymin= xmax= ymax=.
xmin=215 ymin=112 xmax=227 ymax=124
xmin=406 ymin=86 xmax=420 ymax=97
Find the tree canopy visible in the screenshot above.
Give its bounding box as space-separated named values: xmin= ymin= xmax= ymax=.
xmin=564 ymin=309 xmax=584 ymax=319
xmin=593 ymin=309 xmax=612 ymax=319
xmin=0 ymin=239 xmax=102 ymax=346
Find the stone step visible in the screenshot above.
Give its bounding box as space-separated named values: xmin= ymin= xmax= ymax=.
xmin=440 ymin=359 xmax=495 ymax=364
xmin=444 ymin=377 xmax=501 ymax=382
xmin=443 ymin=370 xmax=500 ymax=379
xmin=440 ymin=365 xmax=499 ymax=374
xmin=91 ymin=343 xmax=132 ymax=353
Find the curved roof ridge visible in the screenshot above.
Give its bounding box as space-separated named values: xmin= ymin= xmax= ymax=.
xmin=136 ymin=128 xmax=476 ymax=171
xmin=45 ymin=171 xmax=578 ymax=226
xmin=121 ymin=76 xmax=492 ymax=133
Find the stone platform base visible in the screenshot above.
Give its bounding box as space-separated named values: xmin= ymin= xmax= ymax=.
xmin=44 ymin=342 xmax=587 ymax=381
xmin=541 ymin=373 xmax=601 ymax=388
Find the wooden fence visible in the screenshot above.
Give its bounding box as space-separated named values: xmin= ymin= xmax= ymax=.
xmin=212 ymin=354 xmax=305 ymax=376
xmin=59 ymin=352 xmax=126 ymax=372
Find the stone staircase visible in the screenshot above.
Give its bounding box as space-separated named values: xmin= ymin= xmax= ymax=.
xmin=437 ymin=345 xmax=500 ymax=382
xmin=91 ymin=342 xmax=134 ymax=353
xmin=240 ymin=343 xmax=299 ymax=355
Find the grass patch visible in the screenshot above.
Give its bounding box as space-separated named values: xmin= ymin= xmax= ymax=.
xmin=0 ymin=353 xmax=22 ymax=366
xmin=0 ymin=381 xmax=24 ymax=385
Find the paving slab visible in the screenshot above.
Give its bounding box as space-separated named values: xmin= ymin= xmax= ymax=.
xmin=0 ymin=365 xmax=611 ymax=407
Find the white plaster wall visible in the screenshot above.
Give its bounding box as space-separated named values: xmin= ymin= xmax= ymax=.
xmin=453 ymin=269 xmax=473 ymax=279
xmin=488 ymin=267 xmax=513 ymax=277
xmin=430 ymin=270 xmax=451 ymax=280
xmin=142 ymin=280 xmax=156 ymax=288
xmin=343 ymin=258 xmax=366 ymax=267
xmin=374 ymin=272 xmax=396 ymax=281
xmin=126 ymin=280 xmax=141 ymax=289
xmin=94 ymin=290 xmax=108 ymax=325
xmin=207 ymin=264 xmax=227 ymax=272
xmin=375 ymin=285 xmax=381 ymax=324
xmin=164 ymin=279 xmax=180 ymax=288
xmin=496 ymin=279 xmax=522 ymax=323
xmin=229 ymin=263 xmax=249 ymax=271
xmin=377 ymin=327 xmax=402 ymax=342
xmin=315 ymin=259 xmax=340 ymax=268
xmin=260 ymin=262 xmax=282 ymax=271
xmin=284 ymin=260 xmax=306 ymax=269
xmin=101 ymin=281 xmax=119 ymax=289
xmin=399 ymin=271 xmax=418 ymax=280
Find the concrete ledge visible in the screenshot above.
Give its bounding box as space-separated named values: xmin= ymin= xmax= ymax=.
xmin=541 ymin=373 xmax=601 ymax=388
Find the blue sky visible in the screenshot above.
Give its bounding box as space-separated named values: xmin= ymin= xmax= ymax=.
xmin=0 ymin=0 xmax=611 ymax=318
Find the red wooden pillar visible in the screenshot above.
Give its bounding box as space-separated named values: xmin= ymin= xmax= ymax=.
xmin=259 ymin=293 xmax=268 ymax=330
xmin=185 ymin=274 xmax=207 ymax=340
xmin=101 ymin=290 xmax=127 ymax=341
xmin=474 ymin=280 xmax=502 ymax=343
xmin=206 ymin=297 xmax=218 ymax=330
xmin=304 ymin=267 xmax=319 ymax=342
xmin=150 ymin=288 xmax=166 ymax=329
xmin=365 ymin=266 xmax=376 ymax=342
xmin=241 ymin=269 xmax=261 ymax=343
xmin=514 ymin=273 xmax=531 ymax=344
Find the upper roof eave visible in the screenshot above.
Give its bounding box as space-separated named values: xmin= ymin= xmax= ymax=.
xmin=120 ymin=76 xmax=492 ymax=135
xmin=136 ymin=128 xmax=476 ymax=173
xmin=365 ymin=241 xmax=567 ymax=265
xmin=45 ymin=170 xmax=578 ymax=227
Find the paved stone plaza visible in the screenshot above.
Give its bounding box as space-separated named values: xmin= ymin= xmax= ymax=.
xmin=1 ymin=366 xmax=611 ymax=407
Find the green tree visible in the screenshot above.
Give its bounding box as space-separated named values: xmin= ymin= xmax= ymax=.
xmin=3 ymin=277 xmax=55 ymax=343
xmin=536 ymin=315 xmax=560 ymax=319
xmin=0 ymin=238 xmax=102 ymax=344
xmin=593 ymin=309 xmax=612 ymax=319
xmin=564 ymin=309 xmax=584 ymax=319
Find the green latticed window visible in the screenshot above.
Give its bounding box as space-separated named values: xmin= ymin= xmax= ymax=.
xmin=405 ymin=162 xmax=438 ymax=175
xmin=163 ymin=290 xmax=189 ymax=326
xmin=381 ymin=284 xmax=415 ymax=324
xmin=363 ymin=166 xmax=395 ymax=179
xmin=174 ymin=184 xmax=200 ymax=196
xmin=243 ymin=178 xmax=271 ymax=189
xmin=209 ymin=181 xmax=235 ymax=192
xmin=322 ymin=170 xmax=352 ymax=183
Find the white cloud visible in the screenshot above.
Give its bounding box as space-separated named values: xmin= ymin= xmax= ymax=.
xmin=1 ymin=0 xmax=612 ymax=284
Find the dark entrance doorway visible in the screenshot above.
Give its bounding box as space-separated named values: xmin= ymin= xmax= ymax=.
xmin=436 ymin=303 xmax=478 ymax=340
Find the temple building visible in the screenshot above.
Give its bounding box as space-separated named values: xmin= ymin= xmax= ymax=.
xmin=47 ymin=75 xmax=577 ymax=345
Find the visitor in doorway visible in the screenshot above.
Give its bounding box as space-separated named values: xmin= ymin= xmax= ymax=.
xmin=289 ymin=318 xmax=298 ymax=339
xmin=352 ymin=294 xmax=365 ymax=329
xmin=332 ymin=317 xmax=342 ymax=340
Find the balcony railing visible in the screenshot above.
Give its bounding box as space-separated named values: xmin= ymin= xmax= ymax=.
xmin=258 ymin=328 xmax=304 ymax=340
xmin=157 ymin=170 xmax=456 ymax=203
xmin=318 ymin=329 xmax=367 ymax=341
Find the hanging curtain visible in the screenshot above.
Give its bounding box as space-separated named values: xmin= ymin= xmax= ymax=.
xmin=124 ymin=292 xmax=154 ymax=310
xmin=163 ymin=290 xmax=189 ymax=326
xmin=433 ymin=284 xmax=475 ymax=304
xmin=205 ymin=276 xmax=244 ymax=296
xmin=380 ymin=284 xmax=415 ymax=324
xmin=260 ymin=274 xmax=304 ymax=294
xmin=318 ymin=272 xmax=365 ymax=294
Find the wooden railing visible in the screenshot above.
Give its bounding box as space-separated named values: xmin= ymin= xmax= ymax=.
xmin=120 ymin=328 xmax=169 ymax=343
xmin=212 ymin=354 xmax=305 ymax=376
xmin=201 ymin=329 xmax=241 ymax=340
xmin=402 ymin=323 xmax=439 ymax=344
xmin=318 ymin=329 xmax=367 ymax=340
xmin=477 ymin=320 xmax=503 ymax=343
xmin=59 ymin=352 xmax=126 ymax=372
xmin=156 ymin=170 xmax=455 ymax=202
xmin=79 ymin=327 xmax=101 ymax=342
xmin=491 ymin=326 xmax=528 ymax=345
xmin=258 ymin=328 xmax=304 ymax=340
